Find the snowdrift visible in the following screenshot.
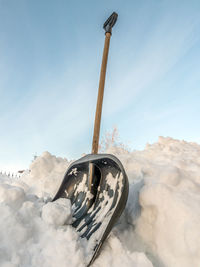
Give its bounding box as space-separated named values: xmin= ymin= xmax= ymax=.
xmin=0 ymin=137 xmax=200 ymax=267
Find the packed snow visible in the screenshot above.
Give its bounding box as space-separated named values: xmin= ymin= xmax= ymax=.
xmin=0 ymin=137 xmax=200 ymax=267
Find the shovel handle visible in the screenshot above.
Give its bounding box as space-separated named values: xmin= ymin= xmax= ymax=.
xmin=92 ymin=32 xmax=111 ymax=154
xmin=92 ymin=12 xmax=118 ymax=155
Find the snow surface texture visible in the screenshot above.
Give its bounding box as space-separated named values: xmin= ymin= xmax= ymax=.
xmin=20 ymin=151 xmax=70 ymax=197
xmin=0 ymin=137 xmax=200 ymax=267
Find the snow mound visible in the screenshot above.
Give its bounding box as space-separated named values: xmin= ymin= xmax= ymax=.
xmin=0 ymin=183 xmax=84 ymax=267
xmin=20 ymin=151 xmax=70 ymax=197
xmin=1 ymin=137 xmax=200 ymax=266
xmin=42 ymin=198 xmax=72 ymax=226
xmin=93 ymin=234 xmax=153 ymax=267
xmin=0 ymin=183 xmax=25 ymax=209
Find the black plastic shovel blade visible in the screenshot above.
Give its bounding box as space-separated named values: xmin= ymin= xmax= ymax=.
xmin=53 ymin=154 xmax=129 ymax=266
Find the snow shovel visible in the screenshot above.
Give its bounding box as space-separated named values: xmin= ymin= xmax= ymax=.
xmin=53 ymin=12 xmax=129 ymax=266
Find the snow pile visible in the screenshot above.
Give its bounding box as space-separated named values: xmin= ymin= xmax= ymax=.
xmin=0 ymin=137 xmax=200 ymax=267
xmin=93 ymin=234 xmax=153 ymax=267
xmin=108 ymin=137 xmax=200 ymax=267
xmin=20 ymin=151 xmax=70 ymax=197
xmin=42 ymin=198 xmax=72 ymax=226
xmin=0 ymin=185 xmax=85 ymax=267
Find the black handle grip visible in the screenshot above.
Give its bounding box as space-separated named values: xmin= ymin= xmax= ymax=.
xmin=103 ymin=12 xmax=118 ymax=34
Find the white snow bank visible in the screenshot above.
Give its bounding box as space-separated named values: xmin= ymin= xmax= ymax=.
xmin=0 ymin=183 xmax=25 ymax=209
xmin=1 ymin=137 xmax=200 ymax=267
xmin=20 ymin=151 xmax=70 ymax=197
xmin=93 ymin=234 xmax=153 ymax=267
xmin=42 ymin=198 xmax=72 ymax=226
xmin=0 ymin=184 xmax=85 ymax=267
xmin=108 ymin=137 xmax=200 ymax=267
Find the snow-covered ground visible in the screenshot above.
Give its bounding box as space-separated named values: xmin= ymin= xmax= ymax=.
xmin=0 ymin=137 xmax=200 ymax=267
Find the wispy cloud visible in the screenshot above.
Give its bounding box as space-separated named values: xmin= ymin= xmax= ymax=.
xmin=103 ymin=2 xmax=200 ymax=115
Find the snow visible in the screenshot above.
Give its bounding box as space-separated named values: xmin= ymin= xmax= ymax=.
xmin=0 ymin=137 xmax=200 ymax=266
xmin=0 ymin=186 xmax=85 ymax=267
xmin=20 ymin=151 xmax=70 ymax=197
xmin=42 ymin=198 xmax=72 ymax=226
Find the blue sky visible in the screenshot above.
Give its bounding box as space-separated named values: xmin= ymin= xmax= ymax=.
xmin=0 ymin=0 xmax=200 ymax=171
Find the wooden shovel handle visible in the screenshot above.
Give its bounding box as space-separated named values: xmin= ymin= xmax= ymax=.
xmin=92 ymin=32 xmax=111 ymax=154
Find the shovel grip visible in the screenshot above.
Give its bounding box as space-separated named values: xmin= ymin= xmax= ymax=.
xmin=103 ymin=12 xmax=118 ymax=34
xmin=92 ymin=32 xmax=111 ymax=154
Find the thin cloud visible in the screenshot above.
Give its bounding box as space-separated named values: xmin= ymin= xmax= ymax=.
xmin=104 ymin=5 xmax=200 ymax=116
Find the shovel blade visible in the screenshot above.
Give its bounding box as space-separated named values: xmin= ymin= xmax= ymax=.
xmin=53 ymin=154 xmax=129 ymax=266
